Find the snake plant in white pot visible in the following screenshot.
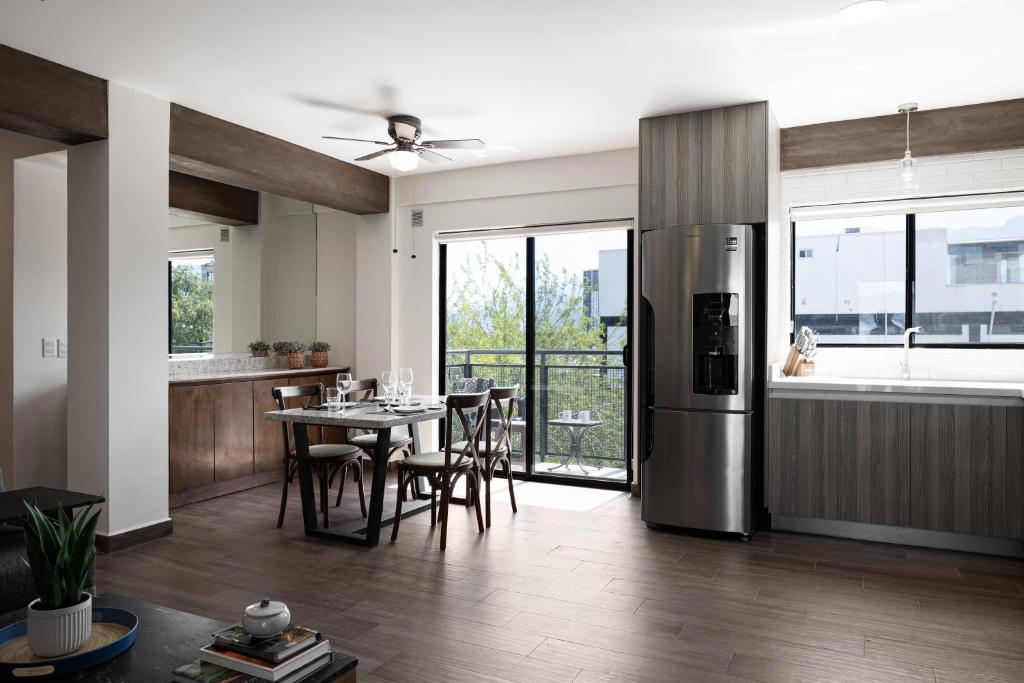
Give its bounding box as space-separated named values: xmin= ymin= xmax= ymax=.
xmin=21 ymin=501 xmax=100 ymax=657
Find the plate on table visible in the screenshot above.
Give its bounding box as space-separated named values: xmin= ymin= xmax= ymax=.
xmin=393 ymin=406 xmax=427 ymax=414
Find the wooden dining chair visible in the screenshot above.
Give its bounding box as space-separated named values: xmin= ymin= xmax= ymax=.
xmin=451 ymin=385 xmax=519 ymax=528
xmin=273 ymin=384 xmax=365 ymax=528
xmin=391 ymin=392 xmax=488 ymax=551
xmin=340 ymin=378 xmax=417 ymax=504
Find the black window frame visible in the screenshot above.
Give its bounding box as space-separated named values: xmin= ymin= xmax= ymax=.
xmin=790 ymin=207 xmax=1024 ymax=350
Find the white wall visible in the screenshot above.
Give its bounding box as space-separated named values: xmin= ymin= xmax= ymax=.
xmin=315 ymin=210 xmax=358 ymax=369
xmin=0 ymin=129 xmax=65 ymax=488
xmin=67 ymin=82 xmax=170 ymax=536
xmin=12 ymin=152 xmax=68 ymax=488
xmin=260 ymin=195 xmax=318 ymax=345
xmin=776 ymin=147 xmax=1024 ymax=381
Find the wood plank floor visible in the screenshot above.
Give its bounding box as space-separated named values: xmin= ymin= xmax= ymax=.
xmin=96 ymin=471 xmax=1024 ymax=682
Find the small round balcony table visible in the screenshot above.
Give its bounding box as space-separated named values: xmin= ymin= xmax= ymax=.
xmin=545 ymin=417 xmax=604 ymax=475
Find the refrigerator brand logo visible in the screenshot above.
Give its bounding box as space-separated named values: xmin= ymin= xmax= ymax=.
xmin=725 ymin=236 xmax=738 ymax=252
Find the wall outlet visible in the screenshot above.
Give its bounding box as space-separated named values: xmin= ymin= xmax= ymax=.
xmin=57 ymin=339 xmax=68 ymax=358
xmin=42 ymin=337 xmax=57 ymax=358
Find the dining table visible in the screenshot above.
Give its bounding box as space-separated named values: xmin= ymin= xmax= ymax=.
xmin=264 ymin=397 xmax=447 ymax=547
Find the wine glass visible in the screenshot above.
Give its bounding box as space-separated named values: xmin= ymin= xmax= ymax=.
xmin=398 ymin=368 xmax=414 ymax=406
xmin=325 ymin=387 xmax=342 ymax=412
xmin=336 ymin=372 xmax=352 ymax=412
xmin=381 ymin=370 xmax=396 ymax=404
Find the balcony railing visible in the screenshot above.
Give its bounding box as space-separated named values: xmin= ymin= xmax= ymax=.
xmin=444 ymin=348 xmax=627 ymax=466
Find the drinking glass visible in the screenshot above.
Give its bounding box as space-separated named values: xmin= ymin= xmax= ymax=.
xmin=398 ymin=368 xmax=414 ymax=406
xmin=325 ymin=387 xmax=342 ymax=412
xmin=381 ymin=370 xmax=396 ymax=404
xmin=336 ymin=372 xmax=353 ymax=410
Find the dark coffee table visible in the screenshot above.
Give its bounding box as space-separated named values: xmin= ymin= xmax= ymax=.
xmin=62 ymin=594 xmax=357 ymax=682
xmin=0 ymin=487 xmax=104 ymax=524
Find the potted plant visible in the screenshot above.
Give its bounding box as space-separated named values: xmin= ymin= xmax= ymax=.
xmin=248 ymin=340 xmax=270 ymax=358
xmin=271 ymin=341 xmax=290 ymax=357
xmin=309 ymin=341 xmax=331 ymax=368
xmin=284 ymin=342 xmax=307 ymax=369
xmin=21 ymin=502 xmax=100 ymax=657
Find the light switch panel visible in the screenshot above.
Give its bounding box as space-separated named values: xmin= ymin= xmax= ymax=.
xmin=57 ymin=339 xmax=68 ymax=358
xmin=42 ymin=338 xmax=57 ymax=358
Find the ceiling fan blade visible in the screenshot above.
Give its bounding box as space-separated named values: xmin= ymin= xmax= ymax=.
xmin=355 ymin=147 xmax=397 ymax=161
xmin=322 ymin=136 xmax=391 ymax=145
xmin=416 ymin=148 xmax=452 ymax=164
xmin=419 ymin=139 xmax=485 ymax=150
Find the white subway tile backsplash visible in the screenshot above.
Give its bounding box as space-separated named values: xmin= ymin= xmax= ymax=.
xmin=1002 ymin=155 xmax=1024 ymax=169
xmin=945 ymin=158 xmax=1002 ymax=174
xmin=976 ymin=147 xmax=1024 ymax=160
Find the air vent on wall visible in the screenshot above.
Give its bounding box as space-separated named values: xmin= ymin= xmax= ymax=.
xmin=220 ymin=227 xmax=230 ymax=242
xmin=411 ymin=208 xmax=424 ymax=228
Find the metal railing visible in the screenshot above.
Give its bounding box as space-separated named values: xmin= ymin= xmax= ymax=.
xmin=444 ymin=348 xmax=627 ymax=466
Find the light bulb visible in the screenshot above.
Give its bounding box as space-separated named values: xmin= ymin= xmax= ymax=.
xmin=390 ymin=150 xmax=419 ymax=172
xmin=898 ymin=150 xmax=919 ymax=192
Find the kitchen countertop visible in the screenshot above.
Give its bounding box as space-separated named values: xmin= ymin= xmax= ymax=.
xmin=169 ymin=365 xmax=350 ymax=386
xmin=768 ymin=365 xmax=1024 ymax=406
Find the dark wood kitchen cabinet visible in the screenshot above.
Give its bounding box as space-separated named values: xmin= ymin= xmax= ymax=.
xmin=768 ymin=398 xmax=1023 ymax=539
xmin=168 ymin=366 xmax=350 ymax=508
xmin=639 ymin=101 xmax=770 ymax=228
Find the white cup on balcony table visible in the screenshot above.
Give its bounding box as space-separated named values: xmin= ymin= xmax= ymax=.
xmin=578 ymin=410 xmax=591 ymax=421
xmin=560 ymin=410 xmax=571 ymax=420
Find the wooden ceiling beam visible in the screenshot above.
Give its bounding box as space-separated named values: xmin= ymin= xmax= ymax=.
xmin=169 ymin=104 xmax=388 ymax=215
xmin=169 ymin=171 xmax=259 ymax=226
xmin=0 ymin=43 xmax=107 ymax=144
xmin=781 ymin=98 xmax=1024 ymax=171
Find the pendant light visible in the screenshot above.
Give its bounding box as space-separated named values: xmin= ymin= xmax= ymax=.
xmin=390 ymin=167 xmax=398 ymax=255
xmin=897 ymin=102 xmax=920 ymax=192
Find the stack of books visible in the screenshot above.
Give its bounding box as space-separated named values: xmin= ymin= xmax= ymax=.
xmin=172 ymin=624 xmax=333 ymax=683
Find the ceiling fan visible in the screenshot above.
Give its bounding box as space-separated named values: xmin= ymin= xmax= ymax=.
xmin=323 ymin=114 xmax=484 ymax=172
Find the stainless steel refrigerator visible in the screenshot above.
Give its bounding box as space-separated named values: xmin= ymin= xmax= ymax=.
xmin=640 ymin=224 xmax=761 ymax=536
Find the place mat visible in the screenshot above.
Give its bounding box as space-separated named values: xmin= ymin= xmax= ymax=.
xmin=0 ymin=623 xmax=129 ymax=664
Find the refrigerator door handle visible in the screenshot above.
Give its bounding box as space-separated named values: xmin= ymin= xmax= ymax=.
xmin=640 ymin=296 xmax=656 ymax=462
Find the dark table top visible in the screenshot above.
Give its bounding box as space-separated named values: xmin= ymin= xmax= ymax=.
xmin=0 ymin=487 xmax=104 ymax=524
xmin=64 ymin=594 xmax=357 ymax=681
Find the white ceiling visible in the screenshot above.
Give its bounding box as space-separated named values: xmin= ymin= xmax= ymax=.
xmin=2 ymin=0 xmax=1023 ymax=176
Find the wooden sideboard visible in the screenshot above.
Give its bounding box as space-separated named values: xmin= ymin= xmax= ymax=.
xmin=169 ymin=367 xmax=350 ymax=508
xmin=768 ymin=398 xmax=1024 ymax=540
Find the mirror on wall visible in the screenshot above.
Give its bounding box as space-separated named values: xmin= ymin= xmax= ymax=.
xmin=167 ymin=198 xmax=318 ymax=355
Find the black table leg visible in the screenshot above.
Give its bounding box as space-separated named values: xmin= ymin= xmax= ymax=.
xmin=362 ymin=427 xmax=392 ymax=547
xmin=294 ymin=423 xmax=320 ymax=534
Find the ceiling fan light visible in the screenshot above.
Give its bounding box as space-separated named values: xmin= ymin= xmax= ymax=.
xmin=390 ymin=149 xmax=419 ymax=172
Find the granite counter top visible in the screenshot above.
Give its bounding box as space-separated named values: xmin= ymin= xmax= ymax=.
xmin=169 ymin=365 xmax=350 ymax=386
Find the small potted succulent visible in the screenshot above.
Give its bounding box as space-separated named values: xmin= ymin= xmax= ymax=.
xmin=284 ymin=342 xmax=307 ymax=369
xmin=271 ymin=341 xmax=291 ymax=357
xmin=308 ymin=341 xmax=331 ymax=368
xmin=21 ymin=501 xmax=101 ymax=657
xmin=248 ymin=340 xmax=270 ymax=358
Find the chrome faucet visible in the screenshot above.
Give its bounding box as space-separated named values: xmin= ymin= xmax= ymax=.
xmin=899 ymin=326 xmax=922 ymax=380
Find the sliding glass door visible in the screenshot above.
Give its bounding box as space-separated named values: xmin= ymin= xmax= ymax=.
xmin=440 ymin=227 xmax=632 ymax=487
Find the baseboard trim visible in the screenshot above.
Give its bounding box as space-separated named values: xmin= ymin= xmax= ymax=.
xmin=169 ymin=468 xmax=284 ymax=509
xmin=96 ymin=519 xmax=173 ymax=553
xmin=772 ymin=515 xmax=1024 ymax=558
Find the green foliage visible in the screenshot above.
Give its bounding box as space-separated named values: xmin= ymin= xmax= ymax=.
xmin=308 ymin=341 xmax=331 ymax=353
xmin=275 ymin=341 xmax=306 ymax=354
xmin=21 ymin=502 xmax=100 ymax=610
xmin=271 ymin=341 xmax=291 ymax=355
xmin=170 ymin=264 xmax=214 ymax=350
xmin=248 ymin=340 xmax=270 ymax=354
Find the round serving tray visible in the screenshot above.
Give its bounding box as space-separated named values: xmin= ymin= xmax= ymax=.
xmin=0 ymin=607 xmax=138 ymax=679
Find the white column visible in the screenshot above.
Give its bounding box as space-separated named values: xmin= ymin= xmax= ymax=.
xmin=67 ymin=82 xmax=169 ymax=536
